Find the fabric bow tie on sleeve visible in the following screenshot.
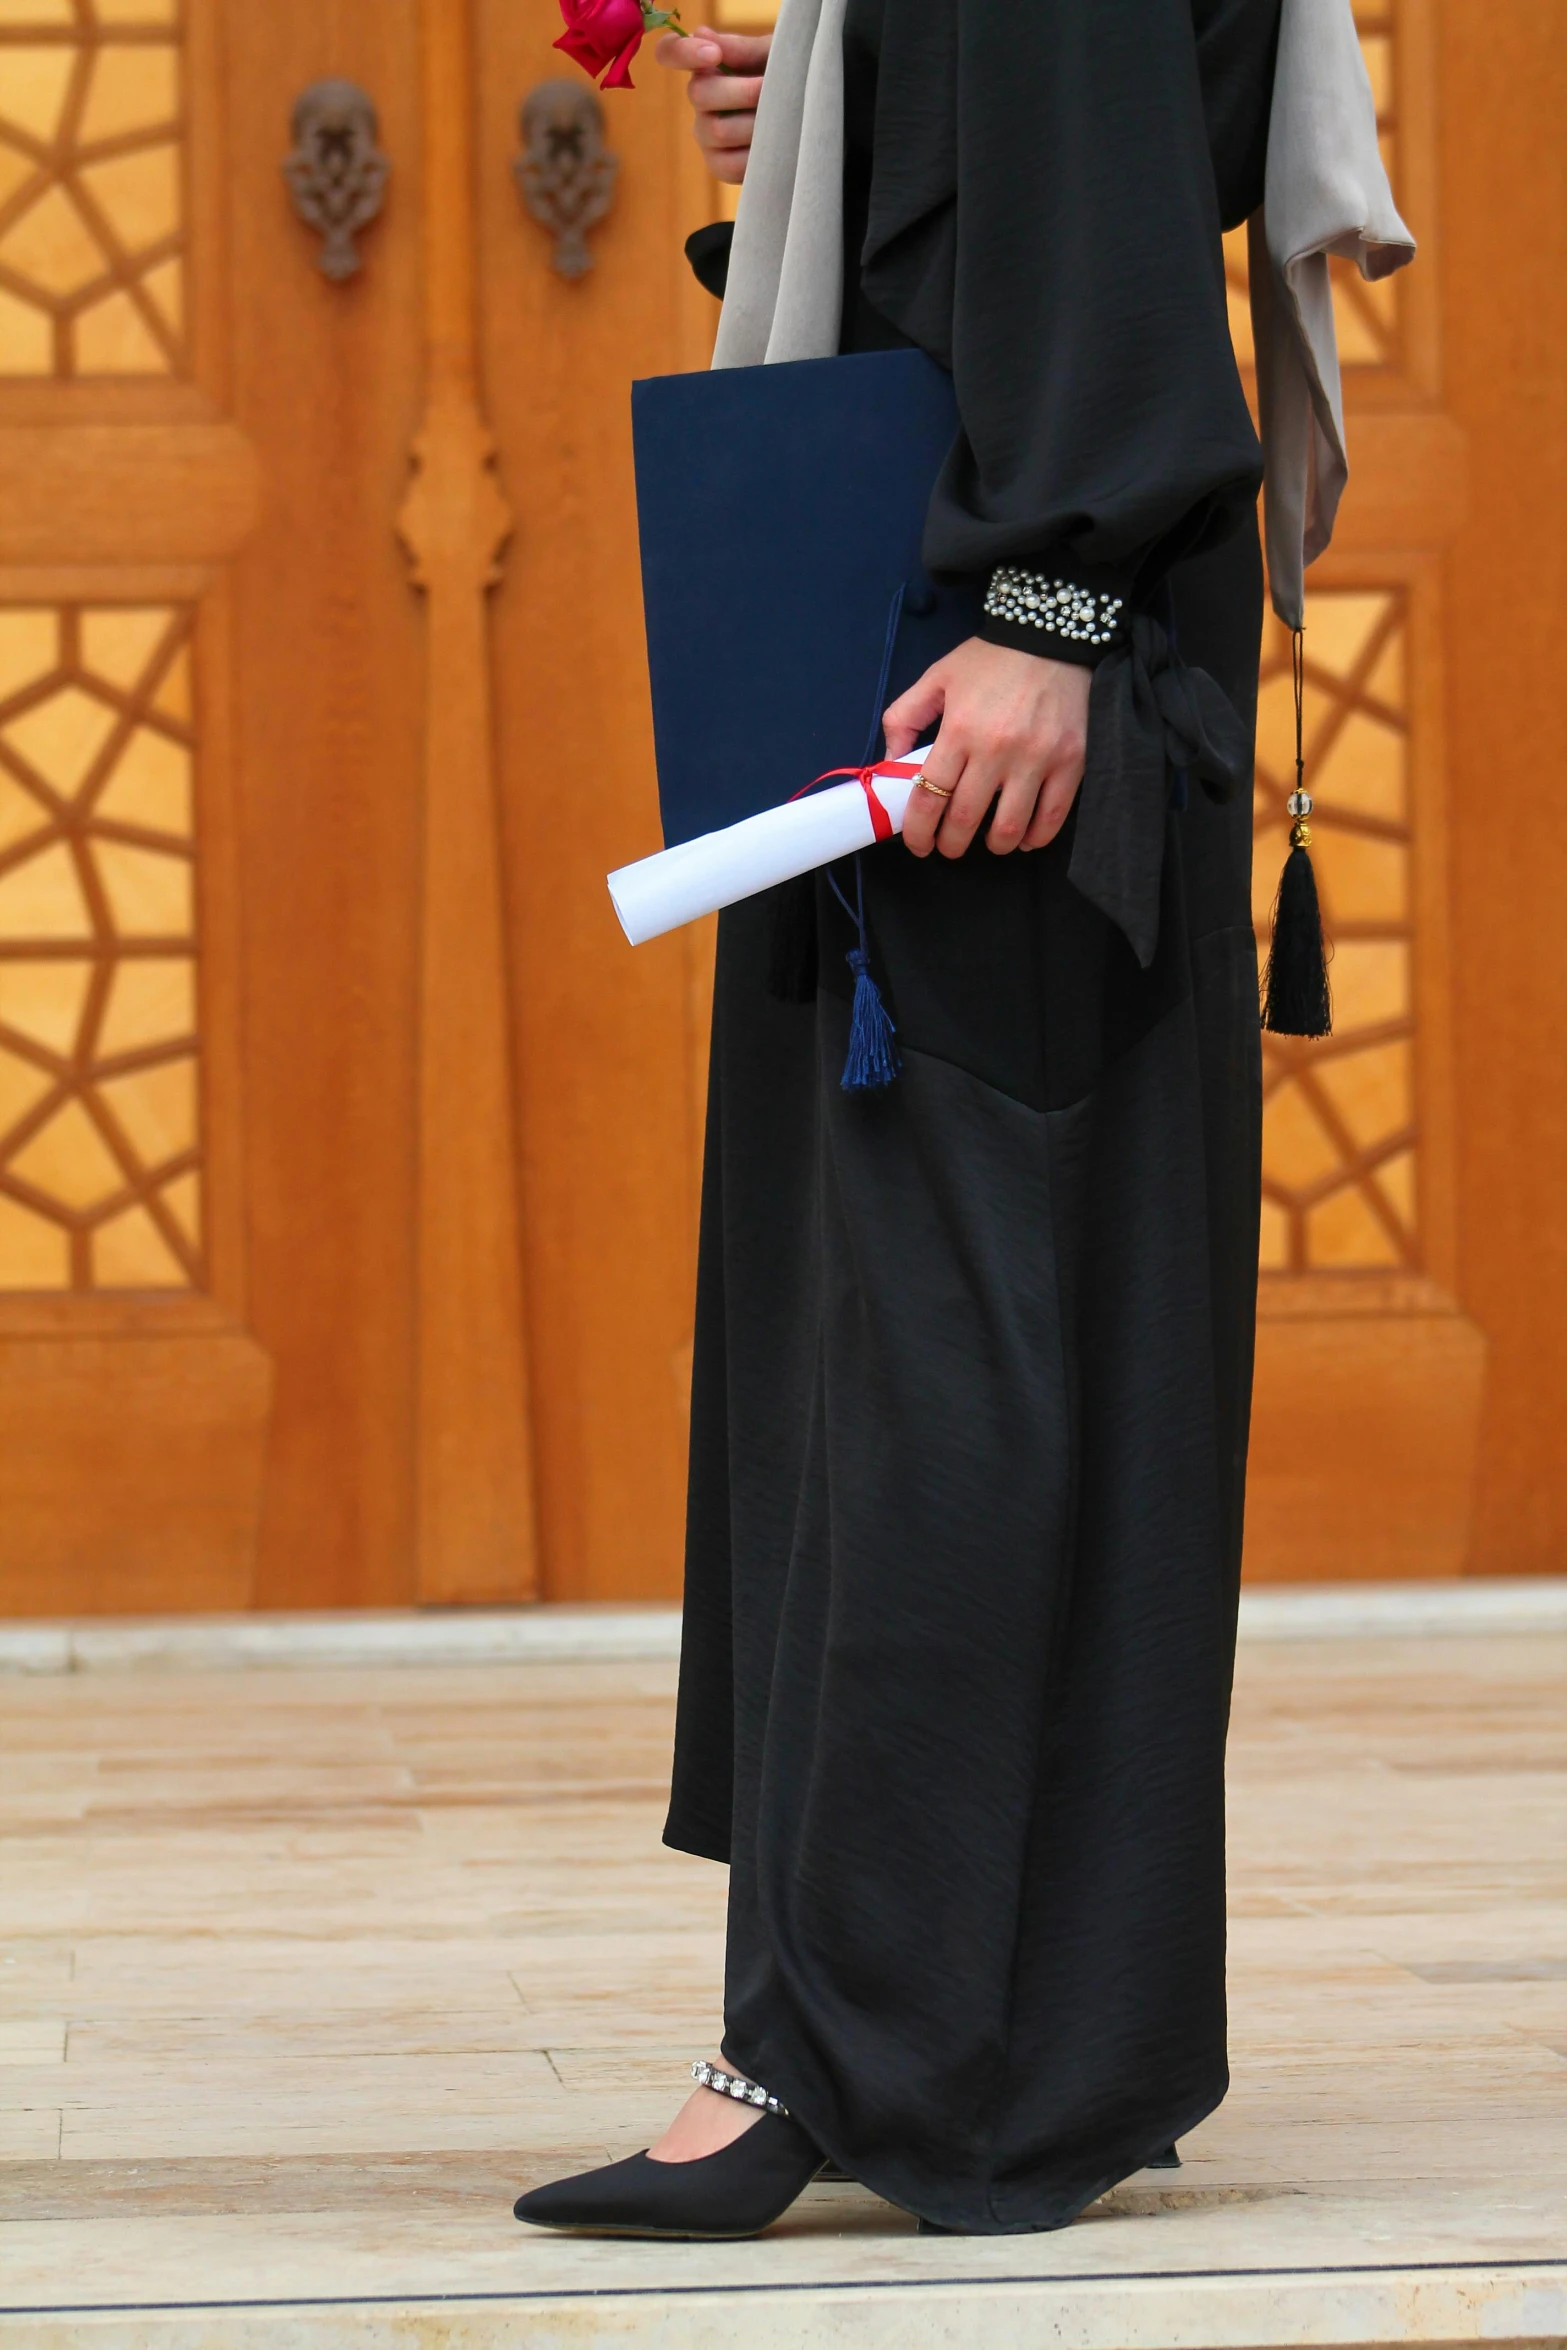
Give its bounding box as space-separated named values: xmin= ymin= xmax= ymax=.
xmin=1067 ymin=612 xmax=1250 ymax=970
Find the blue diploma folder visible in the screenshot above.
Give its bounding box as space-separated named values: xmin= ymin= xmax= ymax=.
xmin=631 ymin=348 xmax=980 ymax=849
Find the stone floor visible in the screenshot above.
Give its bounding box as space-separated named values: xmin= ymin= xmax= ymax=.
xmin=0 ymin=1629 xmax=1564 ymax=2348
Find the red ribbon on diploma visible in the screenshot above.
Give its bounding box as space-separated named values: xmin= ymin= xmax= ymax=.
xmin=790 ymin=761 xmax=925 ymax=842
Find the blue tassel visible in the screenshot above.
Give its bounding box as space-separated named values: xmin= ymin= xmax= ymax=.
xmin=841 ymin=945 xmax=900 ymax=1092
xmin=831 ymin=587 xmax=909 ymax=1096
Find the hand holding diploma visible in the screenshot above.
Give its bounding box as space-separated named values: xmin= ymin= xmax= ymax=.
xmin=607 ymin=745 xmax=933 ymax=946
xmin=888 ymin=639 xmax=1092 ymax=861
xmin=607 ymin=639 xmax=1095 ymax=945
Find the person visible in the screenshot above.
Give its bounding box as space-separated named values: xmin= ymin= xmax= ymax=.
xmin=514 ymin=0 xmax=1410 ymax=2242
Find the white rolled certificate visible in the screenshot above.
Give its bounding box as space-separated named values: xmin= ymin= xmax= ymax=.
xmin=608 ymin=745 xmax=933 ymax=946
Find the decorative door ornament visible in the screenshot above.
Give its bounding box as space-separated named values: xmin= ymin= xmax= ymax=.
xmin=284 ymin=80 xmax=391 ymax=282
xmin=514 ymin=81 xmax=618 ymax=279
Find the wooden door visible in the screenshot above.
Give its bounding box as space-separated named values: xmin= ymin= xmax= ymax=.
xmin=0 ymin=0 xmax=282 ymax=1612
xmin=1221 ymin=0 xmax=1486 ymax=1578
xmin=1232 ymin=0 xmax=1567 ymax=1581
xmin=1 ymin=0 xmax=1562 ymax=1614
xmin=0 ymin=0 xmax=713 ymax=1613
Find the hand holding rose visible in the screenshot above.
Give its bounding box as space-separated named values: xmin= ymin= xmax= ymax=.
xmin=556 ymin=0 xmax=688 ymax=90
xmin=654 ymin=25 xmax=772 ymax=182
xmin=553 ymin=0 xmax=771 ymax=168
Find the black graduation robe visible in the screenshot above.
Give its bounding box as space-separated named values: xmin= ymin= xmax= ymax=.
xmin=665 ymin=0 xmax=1280 ymax=2235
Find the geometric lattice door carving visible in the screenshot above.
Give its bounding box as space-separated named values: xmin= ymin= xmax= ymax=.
xmin=1218 ymin=0 xmax=1487 ymax=1582
xmin=0 ymin=0 xmax=273 ymax=1623
xmin=0 ymin=602 xmax=201 ymax=1289
xmin=1227 ymin=4 xmax=1420 ymax=1278
xmin=0 ymin=0 xmax=186 ymax=379
xmin=1254 ymin=591 xmax=1416 ymax=1272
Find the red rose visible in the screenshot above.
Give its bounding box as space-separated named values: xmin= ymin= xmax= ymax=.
xmin=555 ymin=0 xmax=646 ymax=90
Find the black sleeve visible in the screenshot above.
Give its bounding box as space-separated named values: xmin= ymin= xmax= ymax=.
xmin=861 ymin=0 xmax=1266 ymax=664
xmin=685 ymin=220 xmax=734 ymax=301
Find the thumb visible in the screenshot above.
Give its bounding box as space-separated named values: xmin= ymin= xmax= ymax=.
xmin=883 ymin=668 xmax=945 ymax=759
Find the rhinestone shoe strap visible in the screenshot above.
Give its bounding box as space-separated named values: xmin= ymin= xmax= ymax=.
xmin=691 ymin=2058 xmax=790 ymax=2118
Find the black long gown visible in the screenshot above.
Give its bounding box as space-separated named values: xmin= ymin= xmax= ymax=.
xmin=665 ymin=0 xmax=1280 ymax=2235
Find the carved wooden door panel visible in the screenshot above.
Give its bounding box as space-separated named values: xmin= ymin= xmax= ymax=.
xmin=0 ymin=0 xmax=713 ymax=1612
xmin=0 ymin=0 xmax=281 ymax=1610
xmin=1223 ymin=0 xmax=1489 ymax=1579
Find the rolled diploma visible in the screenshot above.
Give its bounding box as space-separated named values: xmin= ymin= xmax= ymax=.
xmin=607 ymin=745 xmax=932 ymax=946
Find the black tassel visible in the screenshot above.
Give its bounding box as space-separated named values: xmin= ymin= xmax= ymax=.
xmin=765 ymin=872 xmax=818 ymax=1003
xmin=1261 ymin=626 xmax=1332 ymax=1039
xmin=1262 ymin=837 xmax=1332 ymax=1036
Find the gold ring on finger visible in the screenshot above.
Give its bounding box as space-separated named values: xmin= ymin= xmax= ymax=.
xmin=916 ymin=776 xmax=954 ymax=799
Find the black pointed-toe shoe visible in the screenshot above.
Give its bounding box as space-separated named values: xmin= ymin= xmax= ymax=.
xmin=514 ymin=2063 xmax=824 ymax=2241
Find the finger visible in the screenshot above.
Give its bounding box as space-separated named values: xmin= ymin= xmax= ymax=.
xmin=700 ymin=28 xmax=774 ymax=67
xmin=935 ymin=757 xmax=1001 ymax=858
xmin=914 ymin=723 xmax=963 ymax=800
xmin=1020 ymin=764 xmax=1084 ymax=851
xmin=696 ymin=130 xmax=753 ymax=178
xmin=900 ymin=728 xmax=966 ymax=857
xmin=696 ymin=109 xmax=756 ymax=153
xmin=883 ymin=669 xmax=946 ymax=758
xmin=688 ymin=70 xmax=764 ymax=111
xmin=986 ymin=770 xmax=1045 ymax=856
xmin=655 ymin=30 xmax=724 ymax=67
xmin=901 ymin=758 xmax=964 ymax=858
xmin=695 ymin=105 xmax=756 ymax=145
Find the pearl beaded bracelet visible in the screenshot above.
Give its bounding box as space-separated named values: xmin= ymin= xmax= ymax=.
xmin=984 ymin=566 xmax=1125 ymax=648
